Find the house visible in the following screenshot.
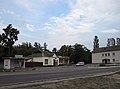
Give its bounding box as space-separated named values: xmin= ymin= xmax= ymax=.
xmin=3 ymin=55 xmax=28 ymax=69
xmin=92 ymin=45 xmax=120 ymax=64
xmin=27 ymin=51 xmax=59 ymax=67
xmin=26 ymin=51 xmax=69 ymax=67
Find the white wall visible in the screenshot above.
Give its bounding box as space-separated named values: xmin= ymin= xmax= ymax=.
xmin=92 ymin=50 xmax=120 ymax=63
xmin=43 ymin=57 xmax=54 ymax=66
xmin=33 ymin=57 xmax=54 ymax=66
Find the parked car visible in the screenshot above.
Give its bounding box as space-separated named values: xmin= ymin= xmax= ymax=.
xmin=76 ymin=62 xmax=84 ymax=66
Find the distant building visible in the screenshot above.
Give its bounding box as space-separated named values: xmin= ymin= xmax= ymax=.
xmin=92 ymin=45 xmax=120 ymax=64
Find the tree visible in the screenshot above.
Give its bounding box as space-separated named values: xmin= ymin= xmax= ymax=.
xmin=0 ymin=24 xmax=19 ymax=56
xmin=117 ymin=38 xmax=120 ymax=45
xmin=52 ymin=48 xmax=57 ymax=53
xmin=43 ymin=42 xmax=48 ymax=51
xmin=14 ymin=42 xmax=34 ymax=57
xmin=107 ymin=38 xmax=116 ymax=47
xmin=58 ymin=43 xmax=92 ymax=64
xmin=58 ymin=45 xmax=69 ymax=56
xmin=34 ymin=42 xmax=38 ymax=48
xmin=93 ymin=36 xmax=99 ymax=49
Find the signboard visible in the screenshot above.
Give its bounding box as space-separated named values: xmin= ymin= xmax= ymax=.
xmin=4 ymin=59 xmax=10 ymax=69
xmin=15 ymin=55 xmax=23 ymax=58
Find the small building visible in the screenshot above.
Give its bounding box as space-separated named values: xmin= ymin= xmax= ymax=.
xmin=92 ymin=45 xmax=120 ymax=64
xmin=3 ymin=55 xmax=28 ymax=69
xmin=26 ymin=51 xmax=69 ymax=67
xmin=27 ymin=51 xmax=59 ymax=67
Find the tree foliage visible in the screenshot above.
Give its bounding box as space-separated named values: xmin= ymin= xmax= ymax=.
xmin=0 ymin=24 xmax=19 ymax=56
xmin=58 ymin=43 xmax=91 ymax=64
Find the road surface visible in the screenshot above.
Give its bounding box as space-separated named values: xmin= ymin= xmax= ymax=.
xmin=0 ymin=66 xmax=120 ymax=86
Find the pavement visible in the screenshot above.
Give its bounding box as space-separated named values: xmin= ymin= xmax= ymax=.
xmin=0 ymin=68 xmax=120 ymax=89
xmin=0 ymin=64 xmax=120 ymax=89
xmin=0 ymin=64 xmax=120 ymax=76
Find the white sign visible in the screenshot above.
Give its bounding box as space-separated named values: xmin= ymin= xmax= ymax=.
xmin=4 ymin=59 xmax=10 ymax=69
xmin=15 ymin=55 xmax=23 ymax=58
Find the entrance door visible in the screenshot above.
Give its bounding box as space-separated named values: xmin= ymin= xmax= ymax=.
xmin=102 ymin=59 xmax=110 ymax=64
xmin=54 ymin=60 xmax=58 ymax=66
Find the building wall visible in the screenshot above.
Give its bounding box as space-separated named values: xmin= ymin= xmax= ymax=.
xmin=33 ymin=57 xmax=54 ymax=66
xmin=92 ymin=50 xmax=120 ymax=63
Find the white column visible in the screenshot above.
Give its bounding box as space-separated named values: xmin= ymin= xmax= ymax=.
xmin=23 ymin=60 xmax=25 ymax=68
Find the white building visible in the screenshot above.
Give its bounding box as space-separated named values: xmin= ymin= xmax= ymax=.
xmin=27 ymin=51 xmax=69 ymax=67
xmin=92 ymin=45 xmax=120 ymax=64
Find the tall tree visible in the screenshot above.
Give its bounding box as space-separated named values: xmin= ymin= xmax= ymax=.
xmin=117 ymin=38 xmax=120 ymax=45
xmin=93 ymin=36 xmax=99 ymax=49
xmin=43 ymin=42 xmax=48 ymax=51
xmin=0 ymin=24 xmax=19 ymax=56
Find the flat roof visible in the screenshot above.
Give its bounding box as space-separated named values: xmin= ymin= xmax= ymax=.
xmin=2 ymin=57 xmax=29 ymax=60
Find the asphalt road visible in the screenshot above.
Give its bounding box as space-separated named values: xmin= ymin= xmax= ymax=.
xmin=0 ymin=66 xmax=120 ymax=86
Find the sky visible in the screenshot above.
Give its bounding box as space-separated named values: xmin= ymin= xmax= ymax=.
xmin=0 ymin=0 xmax=120 ymax=51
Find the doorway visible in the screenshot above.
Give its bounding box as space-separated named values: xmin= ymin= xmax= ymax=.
xmin=102 ymin=59 xmax=110 ymax=64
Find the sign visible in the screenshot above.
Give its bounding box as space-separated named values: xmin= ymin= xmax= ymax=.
xmin=4 ymin=59 xmax=10 ymax=69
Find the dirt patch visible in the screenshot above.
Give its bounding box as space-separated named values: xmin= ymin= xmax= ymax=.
xmin=16 ymin=72 xmax=120 ymax=89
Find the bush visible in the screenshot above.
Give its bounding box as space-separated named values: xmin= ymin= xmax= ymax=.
xmin=99 ymin=63 xmax=106 ymax=66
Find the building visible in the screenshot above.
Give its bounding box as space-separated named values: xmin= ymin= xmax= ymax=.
xmin=3 ymin=55 xmax=28 ymax=69
xmin=26 ymin=51 xmax=69 ymax=67
xmin=58 ymin=56 xmax=69 ymax=65
xmin=92 ymin=45 xmax=120 ymax=64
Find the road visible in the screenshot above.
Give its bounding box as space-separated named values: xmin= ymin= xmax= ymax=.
xmin=0 ymin=66 xmax=120 ymax=86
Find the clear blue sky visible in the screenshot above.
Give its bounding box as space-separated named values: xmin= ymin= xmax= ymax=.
xmin=0 ymin=0 xmax=120 ymax=50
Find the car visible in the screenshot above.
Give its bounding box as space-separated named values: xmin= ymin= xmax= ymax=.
xmin=76 ymin=62 xmax=84 ymax=66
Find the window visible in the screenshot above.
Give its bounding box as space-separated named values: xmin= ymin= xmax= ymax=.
xmin=113 ymin=59 xmax=115 ymax=62
xmin=105 ymin=53 xmax=107 ymax=56
xmin=113 ymin=53 xmax=115 ymax=56
xmin=14 ymin=60 xmax=19 ymax=64
xmin=108 ymin=53 xmax=110 ymax=56
xmin=45 ymin=59 xmax=48 ymax=64
xmin=102 ymin=54 xmax=104 ymax=56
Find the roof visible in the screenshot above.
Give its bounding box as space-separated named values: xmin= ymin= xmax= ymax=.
xmin=2 ymin=57 xmax=29 ymax=60
xmin=28 ymin=51 xmax=54 ymax=57
xmin=58 ymin=56 xmax=69 ymax=59
xmin=92 ymin=45 xmax=120 ymax=53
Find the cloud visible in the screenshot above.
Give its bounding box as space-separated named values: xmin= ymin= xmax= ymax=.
xmin=3 ymin=9 xmax=15 ymax=15
xmin=43 ymin=0 xmax=120 ymax=49
xmin=101 ymin=29 xmax=119 ymax=33
xmin=45 ymin=15 xmax=94 ymax=49
xmin=26 ymin=24 xmax=34 ymax=32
